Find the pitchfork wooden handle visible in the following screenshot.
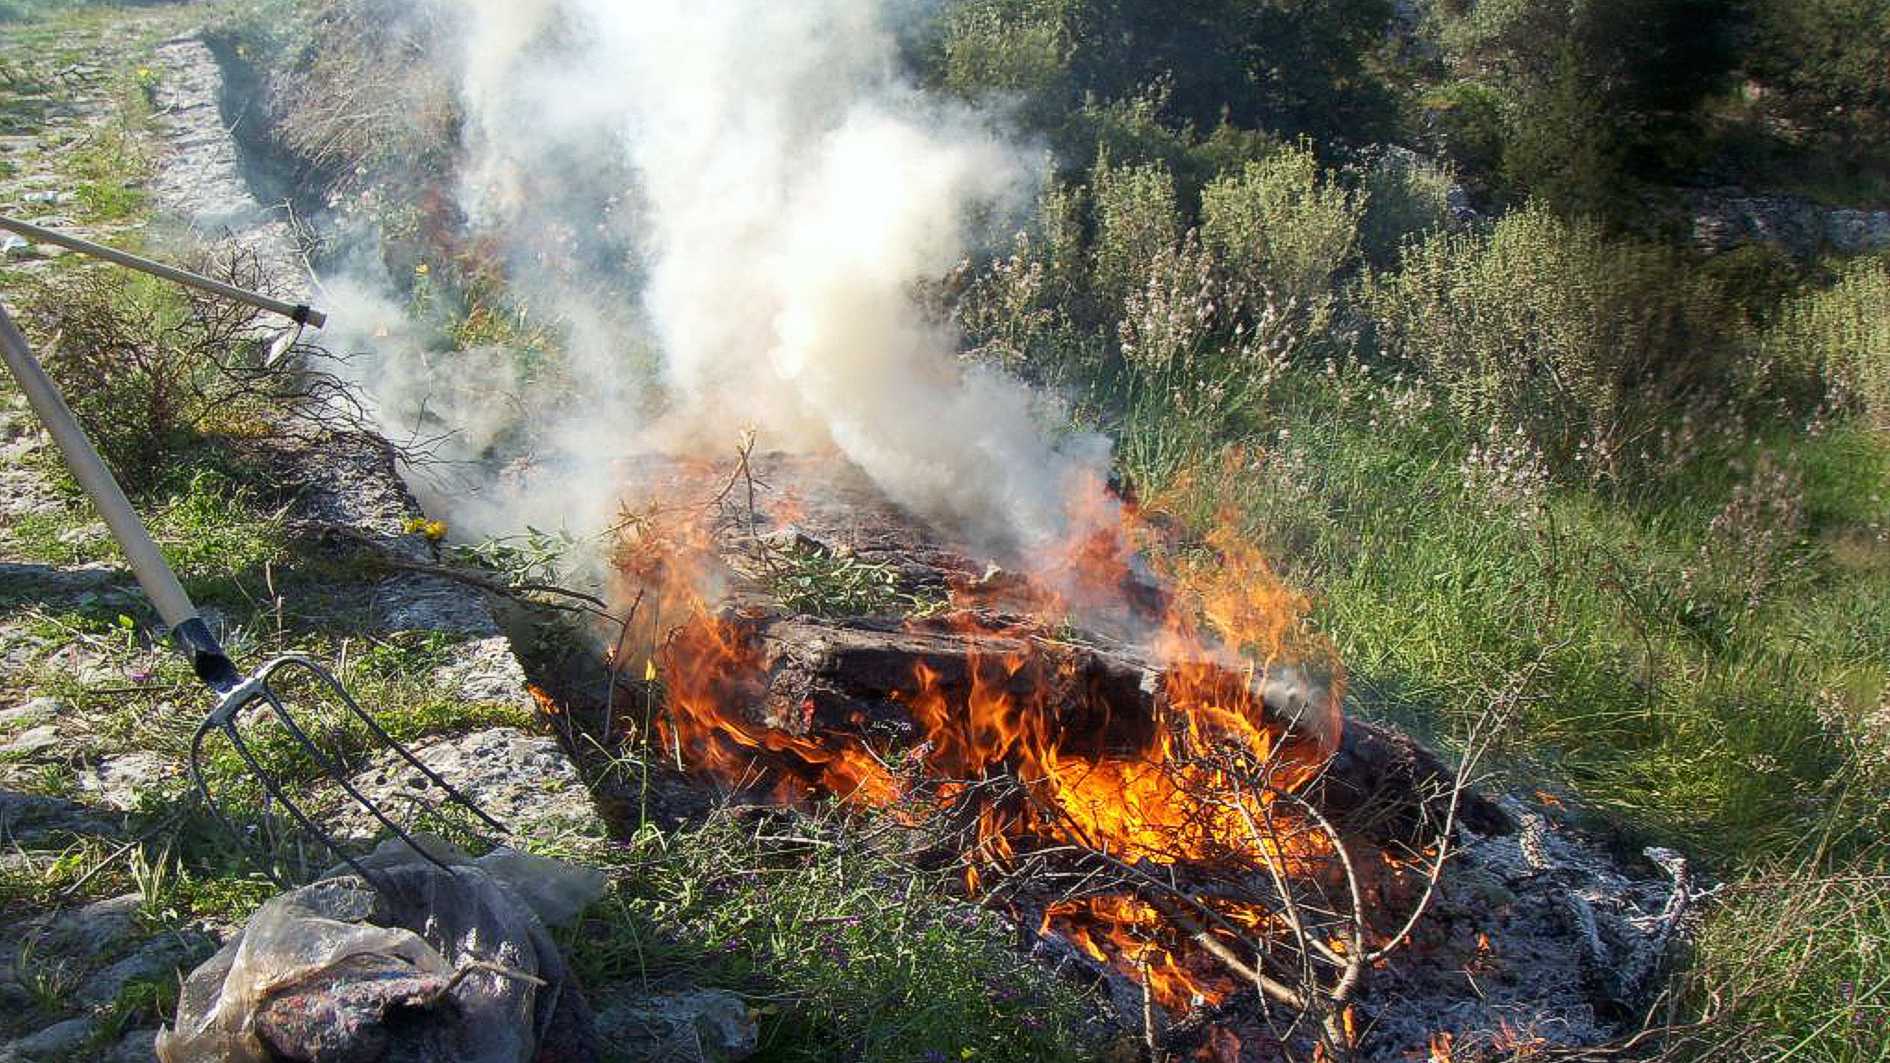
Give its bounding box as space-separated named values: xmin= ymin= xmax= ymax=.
xmin=0 ymin=304 xmax=203 ymax=630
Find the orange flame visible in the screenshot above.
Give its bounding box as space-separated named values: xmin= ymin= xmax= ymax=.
xmin=622 ymin=466 xmax=1348 ymax=1014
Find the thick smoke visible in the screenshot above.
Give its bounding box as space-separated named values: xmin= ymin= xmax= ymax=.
xmin=335 ymin=0 xmax=1111 ymax=557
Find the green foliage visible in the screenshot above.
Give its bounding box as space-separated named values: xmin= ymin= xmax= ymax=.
xmin=1364 ymin=203 xmax=1751 ymax=484
xmin=1750 ymin=0 xmax=1890 ymax=168
xmin=763 ymin=542 xmax=942 ymax=619
xmin=449 ymin=526 xmax=585 ymax=586
xmin=21 ymin=255 xmax=297 ymax=491
xmin=1690 ymin=866 xmax=1890 ymax=1060
xmin=939 ymin=0 xmax=1073 ymax=121
xmin=1065 ymin=0 xmax=1397 ymax=143
xmin=1199 ymin=140 xmax=1365 ymax=322
xmin=1088 ymin=151 xmax=1178 ymax=312
xmin=1352 ymin=149 xmax=1457 ymax=270
xmin=1429 ymin=0 xmax=1739 ymax=214
xmin=1767 ymin=255 xmax=1890 ymax=430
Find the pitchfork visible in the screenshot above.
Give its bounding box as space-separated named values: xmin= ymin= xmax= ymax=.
xmin=0 ymin=215 xmax=507 ymax=894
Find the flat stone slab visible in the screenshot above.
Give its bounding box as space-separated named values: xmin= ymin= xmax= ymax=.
xmin=333 ymin=727 xmax=601 ymax=840
xmin=0 ymin=1016 xmax=94 ymax=1063
xmin=78 ymin=752 xmax=184 ymax=810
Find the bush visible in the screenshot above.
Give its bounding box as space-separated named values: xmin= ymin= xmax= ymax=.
xmin=1200 ymin=141 xmax=1366 ymax=328
xmin=1354 ymin=147 xmax=1458 ymax=270
xmin=24 ymin=246 xmax=348 ymax=490
xmin=1767 ymin=255 xmax=1890 ymax=429
xmin=213 ymin=0 xmax=458 ymax=198
xmin=1363 ymin=203 xmax=1748 ymax=483
xmin=1089 ymin=152 xmax=1179 ymax=313
xmin=939 ymin=0 xmax=1073 ymax=122
xmin=1751 ymin=0 xmax=1890 ymax=157
xmin=1431 ymin=0 xmax=1738 ymax=215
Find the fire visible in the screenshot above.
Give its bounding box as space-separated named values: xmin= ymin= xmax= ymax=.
xmin=618 ymin=462 xmax=1352 ymax=1017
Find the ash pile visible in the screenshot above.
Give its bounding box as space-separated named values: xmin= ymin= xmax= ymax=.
xmin=588 ymin=451 xmax=1698 ymax=1061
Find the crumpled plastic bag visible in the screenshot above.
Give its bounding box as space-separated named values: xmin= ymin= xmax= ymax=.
xmin=157 ymin=836 xmax=609 ymax=1063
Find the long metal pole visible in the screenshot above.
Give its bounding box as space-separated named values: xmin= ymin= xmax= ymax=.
xmin=0 ymin=214 xmax=326 ymax=329
xmin=0 ymin=302 xmax=201 ymax=629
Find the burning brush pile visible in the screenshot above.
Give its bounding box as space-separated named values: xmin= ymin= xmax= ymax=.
xmin=591 ymin=448 xmax=1698 ymax=1060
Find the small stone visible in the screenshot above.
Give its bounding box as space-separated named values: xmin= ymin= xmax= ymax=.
xmin=0 ymin=725 xmax=60 ymax=760
xmin=77 ymin=933 xmax=214 ymax=1008
xmin=593 ymin=989 xmax=759 ymax=1063
xmin=33 ymin=894 xmax=142 ymax=959
xmin=432 ymin=636 xmax=530 ymax=705
xmin=0 ymin=698 xmax=60 ymax=731
xmin=0 ymin=791 xmax=119 ymax=846
xmin=55 ymin=521 xmax=107 ymax=547
xmin=78 ymin=752 xmax=181 ymax=811
xmin=1 ymin=1017 xmax=95 ymax=1061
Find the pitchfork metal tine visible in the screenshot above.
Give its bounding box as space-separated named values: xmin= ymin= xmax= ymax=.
xmin=187 ymin=655 xmax=516 ymax=898
xmin=195 ymin=703 xmax=400 ymax=897
xmin=276 ymin=655 xmax=512 ymax=836
xmin=189 ymin=717 xmax=293 ymax=890
xmin=258 ymin=677 xmax=496 ymax=887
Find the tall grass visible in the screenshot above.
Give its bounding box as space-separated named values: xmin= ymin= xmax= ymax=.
xmin=1768 ymin=254 xmax=1890 ymax=431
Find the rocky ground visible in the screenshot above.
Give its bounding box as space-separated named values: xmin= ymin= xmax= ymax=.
xmin=0 ymin=7 xmax=632 ymax=1060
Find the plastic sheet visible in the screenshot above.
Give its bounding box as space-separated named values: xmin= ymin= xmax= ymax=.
xmin=158 ymin=837 xmax=607 ymax=1063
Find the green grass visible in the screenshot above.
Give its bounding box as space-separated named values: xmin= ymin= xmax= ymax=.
xmin=1103 ymin=360 xmax=1890 ymax=1053
xmin=561 ymin=813 xmax=1106 ymax=1063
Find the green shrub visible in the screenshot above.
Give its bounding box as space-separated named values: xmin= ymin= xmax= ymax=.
xmin=1354 ymin=148 xmax=1458 ymax=270
xmin=939 ymin=0 xmax=1072 ymax=116
xmin=1089 ymin=151 xmax=1178 ymax=313
xmin=1751 ymin=0 xmax=1890 ymax=157
xmin=1767 ymin=255 xmax=1890 ymax=429
xmin=23 ymin=246 xmax=326 ymax=490
xmin=1431 ymin=0 xmax=1738 ymax=214
xmin=1199 ymin=141 xmax=1366 ymax=327
xmin=1364 ymin=203 xmax=1746 ymax=483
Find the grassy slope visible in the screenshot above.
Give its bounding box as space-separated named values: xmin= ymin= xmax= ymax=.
xmin=1116 ymin=365 xmax=1890 ymax=1056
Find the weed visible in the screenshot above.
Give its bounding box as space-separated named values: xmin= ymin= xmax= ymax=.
xmin=762 ymin=541 xmax=943 ymax=619
xmin=1688 ymin=864 xmax=1890 ymax=1061
xmin=91 ymin=974 xmax=180 ymax=1049
xmin=15 ymin=935 xmax=79 ymax=1014
xmin=1769 ymin=254 xmax=1890 ymax=431
xmin=1199 ymin=139 xmax=1365 ymax=327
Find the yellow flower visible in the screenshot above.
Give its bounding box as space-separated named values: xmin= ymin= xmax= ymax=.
xmin=422 ymin=519 xmax=448 ymax=542
xmin=415 ymin=263 xmax=430 ymax=276
xmin=644 ymin=659 xmax=657 ymax=682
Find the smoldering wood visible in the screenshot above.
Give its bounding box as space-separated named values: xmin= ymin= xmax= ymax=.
xmin=678 ymin=604 xmax=1506 ymax=852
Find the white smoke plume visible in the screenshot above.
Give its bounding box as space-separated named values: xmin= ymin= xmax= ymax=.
xmin=333 ymin=0 xmax=1111 ymax=557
